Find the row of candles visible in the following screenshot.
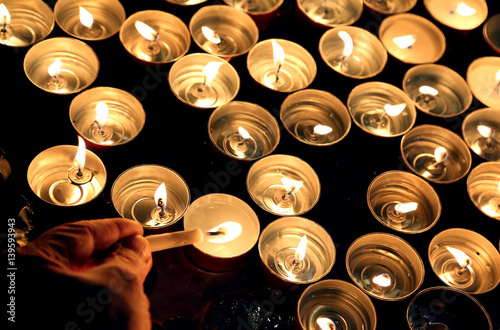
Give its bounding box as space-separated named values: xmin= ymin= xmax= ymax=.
xmin=2 ymin=0 xmax=500 ymax=329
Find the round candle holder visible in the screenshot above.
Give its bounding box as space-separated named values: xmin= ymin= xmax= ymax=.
xmin=54 ymin=0 xmax=125 ymax=41
xmin=280 ymin=89 xmax=351 ymax=146
xmin=0 ymin=0 xmax=54 ymax=47
xmin=189 ymin=5 xmax=258 ymax=59
xmin=247 ymin=154 xmax=321 ymax=216
xmin=24 ymin=37 xmax=99 ymax=95
xmin=111 ymin=165 xmax=190 ymax=229
xmin=407 ymin=287 xmax=493 ymax=330
xmin=27 ymin=145 xmax=106 ymax=206
xmin=169 ymin=53 xmax=240 ymax=109
xmin=346 ymin=232 xmax=424 ymax=300
xmin=208 ymin=101 xmax=280 ymax=161
xmin=428 ymin=228 xmax=500 ymax=294
xmin=297 ymin=279 xmax=376 ymax=330
xmin=247 ymin=39 xmax=316 ymax=93
xmin=467 ymin=162 xmax=500 ymax=220
xmin=401 ymin=124 xmax=472 ymax=184
xmin=319 ymin=26 xmax=387 ymax=79
xmin=222 ymin=0 xmax=284 ymax=30
xmin=259 ymin=217 xmax=335 ymax=284
xmin=403 ymin=64 xmax=472 ymax=118
xmin=119 ymin=10 xmax=190 ymax=64
xmin=466 ymin=56 xmax=500 ymax=109
xmin=363 ymin=0 xmax=417 ymax=15
xmin=484 ymin=14 xmax=500 ymax=55
xmin=379 ymin=13 xmax=446 ymax=64
xmin=296 ymin=0 xmax=363 ymax=28
xmin=367 ymin=171 xmax=441 ymax=234
xmin=423 ymin=0 xmax=488 ymax=31
xmin=70 ymin=87 xmax=145 ymax=146
xmin=183 ymin=193 xmax=260 ymax=272
xmin=462 ymin=108 xmax=500 ymax=161
xmin=347 ymin=81 xmax=416 ymax=137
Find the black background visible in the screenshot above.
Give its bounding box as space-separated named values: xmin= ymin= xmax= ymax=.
xmin=1 ymin=0 xmax=499 ymax=329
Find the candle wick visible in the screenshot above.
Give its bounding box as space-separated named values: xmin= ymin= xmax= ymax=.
xmin=207 ymin=229 xmax=225 ymax=236
xmin=275 ymin=64 xmax=282 ymax=81
xmin=157 ymin=198 xmax=165 ymax=212
xmin=93 ymin=120 xmax=103 ymax=131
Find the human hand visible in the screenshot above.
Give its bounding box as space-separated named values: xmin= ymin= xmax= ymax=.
xmin=13 ymin=218 xmax=152 ymax=330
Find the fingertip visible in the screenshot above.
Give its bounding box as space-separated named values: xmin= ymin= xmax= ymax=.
xmin=123 ymin=235 xmax=151 ymax=261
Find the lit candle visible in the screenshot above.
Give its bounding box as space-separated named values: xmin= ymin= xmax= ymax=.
xmin=247 ymin=39 xmax=316 ymax=92
xmin=68 ymin=136 xmax=93 ymax=185
xmin=467 ymin=57 xmax=500 ymax=109
xmin=153 ymin=183 xmax=171 ymax=222
xmin=316 ymin=317 xmax=336 ymax=330
xmin=0 ymin=1 xmax=53 ymax=47
xmin=74 ymin=6 xmax=103 ymax=38
xmin=185 ymin=61 xmax=223 ymax=108
xmin=259 ymin=217 xmax=335 ymax=284
xmin=467 ymin=161 xmax=500 ymax=220
xmin=423 ymin=0 xmax=488 ymax=31
xmin=479 ymin=180 xmax=500 ymax=218
xmin=183 ymin=194 xmax=260 ymax=272
xmin=380 ymin=202 xmax=419 ymax=227
xmin=134 ymin=20 xmax=167 ymax=61
xmin=330 ymin=30 xmax=365 ymax=75
xmin=412 ymin=146 xmax=449 ymax=180
xmin=379 ymin=13 xmax=445 ymax=64
xmin=359 ymin=102 xmax=408 ymax=136
xmin=224 ymin=126 xmax=258 ymax=159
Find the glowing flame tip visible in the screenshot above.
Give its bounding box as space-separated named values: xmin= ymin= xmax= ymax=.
xmin=201 ymin=26 xmax=221 ymax=44
xmin=384 ymin=103 xmax=406 ymax=117
xmin=294 ymin=235 xmax=307 ymax=262
xmin=238 ymin=127 xmax=251 ymax=140
xmin=0 ymin=3 xmax=10 ymax=26
xmin=271 ymin=40 xmax=285 ymax=70
xmin=207 ymin=221 xmax=242 ymax=243
xmin=202 ymin=61 xmax=223 ymax=85
xmin=393 ymin=34 xmax=417 ymax=49
xmin=79 ymin=6 xmax=93 ymax=28
xmin=434 ymin=147 xmax=448 ymax=163
xmin=446 ymin=246 xmax=471 ymax=268
xmin=74 ymin=136 xmax=86 ymax=171
xmin=316 ymin=317 xmax=336 ymax=330
xmin=313 ymin=124 xmax=333 ymax=135
xmin=419 ymin=85 xmax=439 ymax=96
xmin=135 ymin=21 xmax=159 ymax=42
xmin=48 ymin=59 xmax=62 ymax=78
xmin=456 ymin=2 xmax=476 ymax=16
xmin=395 ymin=202 xmax=418 ymax=214
xmin=338 ymin=31 xmax=353 ymax=57
xmin=154 ymin=183 xmax=167 ymax=212
xmin=372 ymin=273 xmax=392 ymax=287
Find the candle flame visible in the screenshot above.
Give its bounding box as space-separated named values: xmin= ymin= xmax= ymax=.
xmin=372 ymin=273 xmax=392 ymax=287
xmin=281 ymin=177 xmax=303 ymax=195
xmin=317 ymin=317 xmax=336 ymax=330
xmin=271 ymin=40 xmax=285 ymax=71
xmin=79 ymin=6 xmax=93 ymax=28
xmin=395 ymin=202 xmax=418 ymax=214
xmin=446 ymin=246 xmax=471 ymax=269
xmin=393 ymin=34 xmax=417 ymax=49
xmin=202 ymin=61 xmax=223 ymax=85
xmin=207 ymin=221 xmax=242 ymax=243
xmin=0 ymin=3 xmax=11 ymax=27
xmin=434 ymin=146 xmax=448 ymax=163
xmin=384 ymin=103 xmax=406 ymax=117
xmin=95 ymin=102 xmax=108 ymax=129
xmin=238 ymin=126 xmax=251 ymax=140
xmin=456 ymin=2 xmax=476 ymax=16
xmin=135 ymin=21 xmax=159 ymax=42
xmin=313 ymin=124 xmax=333 ymax=135
xmin=294 ymin=235 xmax=307 ymax=262
xmin=201 ymin=26 xmax=221 ymax=44
xmin=338 ymin=31 xmax=353 ymax=57
xmin=74 ymin=136 xmax=86 ymax=171
xmin=419 ymin=85 xmax=439 ymax=96
xmin=495 ymin=70 xmax=500 ymax=82
xmin=48 ymin=59 xmax=62 ymax=79
xmin=477 ymin=125 xmax=496 ymax=139
xmin=154 ymin=183 xmax=167 ymax=212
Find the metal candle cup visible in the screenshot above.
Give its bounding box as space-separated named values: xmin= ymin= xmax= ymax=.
xmin=222 ymin=0 xmax=284 ymax=30
xmin=423 ymin=0 xmax=488 ymax=31
xmin=347 ymin=82 xmax=416 ymax=137
xmin=467 ymin=162 xmax=500 ymax=220
xmin=247 ymin=39 xmax=316 ymax=93
xmin=367 ymin=171 xmax=441 ymax=234
xmin=280 ymin=89 xmax=351 ymax=146
xmin=428 ymin=228 xmax=500 ymax=294
xmin=462 ymin=108 xmax=500 ymax=161
xmin=346 ymin=232 xmax=424 ymax=300
xmin=27 ymin=145 xmax=106 ymax=206
xmin=297 ymin=279 xmax=376 ymax=330
xmin=168 ymin=53 xmax=240 ymax=109
xmin=183 ymin=193 xmax=260 ymax=272
xmin=379 ymin=13 xmax=446 ymax=64
xmin=484 ymin=14 xmax=500 ymax=55
xmin=363 ymin=0 xmax=417 ymax=15
xmin=54 ymin=0 xmax=125 ymax=41
xmin=208 ymin=101 xmax=280 ymax=161
xmin=69 ymin=87 xmax=145 ymax=146
xmin=111 ymin=165 xmax=190 ymax=229
xmin=401 ymin=125 xmax=472 ymax=184
xmin=403 ymin=64 xmax=472 ymax=118
xmin=247 ymin=154 xmax=320 ymax=216
xmin=23 ymin=37 xmax=99 ymax=95
xmin=119 ymin=10 xmax=190 ymax=64
xmin=189 ymin=5 xmax=258 ymax=59
xmin=296 ymin=0 xmax=363 ymax=28
xmin=319 ymin=26 xmax=387 ymax=79
xmin=466 ymin=56 xmax=500 ymax=109
xmin=0 ymin=0 xmax=54 ymax=47
xmin=258 ymin=217 xmax=335 ymax=285
xmin=407 ymin=287 xmax=493 ymax=330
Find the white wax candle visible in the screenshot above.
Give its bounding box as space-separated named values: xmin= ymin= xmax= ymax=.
xmin=146 ymin=228 xmax=203 ymax=252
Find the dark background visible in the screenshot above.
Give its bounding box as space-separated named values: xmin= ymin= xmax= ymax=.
xmin=1 ymin=0 xmax=499 ymax=329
